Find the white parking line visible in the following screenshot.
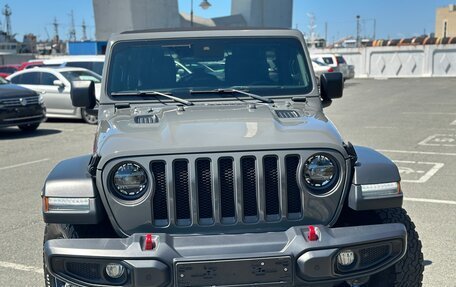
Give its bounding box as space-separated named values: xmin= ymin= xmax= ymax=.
xmin=393 ymin=160 xmax=444 ymax=183
xmin=0 ymin=261 xmax=42 ymax=274
xmin=0 ymin=158 xmax=49 ymax=171
xmin=404 ymin=197 xmax=456 ymax=205
xmin=451 ymin=120 xmax=456 ymax=126
xmin=378 ymin=149 xmax=456 ymax=157
xmin=364 ymin=126 xmax=398 ymax=129
xmin=402 ymin=112 xmax=456 ymax=115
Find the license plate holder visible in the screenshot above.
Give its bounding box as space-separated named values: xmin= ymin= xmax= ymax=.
xmin=175 ymin=256 xmax=292 ymax=286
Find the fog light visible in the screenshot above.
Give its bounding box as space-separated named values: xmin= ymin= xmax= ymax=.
xmin=337 ymin=250 xmax=355 ymax=266
xmin=105 ymin=263 xmax=125 ymax=279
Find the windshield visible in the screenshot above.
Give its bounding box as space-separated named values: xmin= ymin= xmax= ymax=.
xmin=61 ymin=70 xmax=102 ymax=83
xmin=107 ymin=37 xmax=313 ymax=99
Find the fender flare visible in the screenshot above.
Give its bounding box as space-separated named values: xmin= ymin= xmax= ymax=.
xmin=42 ymin=155 xmax=104 ymax=224
xmin=348 ymin=146 xmax=403 ymax=211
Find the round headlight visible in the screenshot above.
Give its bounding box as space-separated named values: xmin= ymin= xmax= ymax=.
xmin=112 ymin=162 xmax=148 ymax=199
xmin=303 ymin=154 xmax=338 ymax=192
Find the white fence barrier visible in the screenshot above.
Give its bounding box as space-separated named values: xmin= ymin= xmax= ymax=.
xmin=310 ymin=44 xmax=456 ymax=78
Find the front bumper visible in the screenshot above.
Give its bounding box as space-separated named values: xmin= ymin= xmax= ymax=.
xmin=44 ymin=223 xmax=406 ymax=287
xmin=0 ymin=104 xmax=46 ymax=128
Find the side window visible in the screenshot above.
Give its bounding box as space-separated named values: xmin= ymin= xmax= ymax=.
xmin=322 ymin=57 xmax=334 ymax=65
xmin=9 ymin=74 xmax=22 ymax=84
xmin=13 ymin=72 xmax=40 ymax=85
xmin=65 ymin=61 xmax=91 ymax=70
xmin=40 ymin=72 xmax=59 ymax=85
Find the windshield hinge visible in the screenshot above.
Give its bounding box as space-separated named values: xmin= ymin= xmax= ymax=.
xmin=88 ymin=154 xmax=101 ymax=176
xmin=343 ymin=142 xmax=358 ymax=167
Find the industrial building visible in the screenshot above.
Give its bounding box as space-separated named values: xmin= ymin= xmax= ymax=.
xmin=92 ymin=0 xmax=293 ymax=41
xmin=435 ymin=4 xmax=456 ymax=38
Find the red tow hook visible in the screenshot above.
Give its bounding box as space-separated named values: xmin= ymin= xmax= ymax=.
xmin=144 ymin=233 xmax=155 ymax=250
xmin=308 ymin=225 xmax=319 ymax=241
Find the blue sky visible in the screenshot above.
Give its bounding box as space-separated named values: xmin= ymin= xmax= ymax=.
xmin=4 ymin=0 xmax=455 ymax=42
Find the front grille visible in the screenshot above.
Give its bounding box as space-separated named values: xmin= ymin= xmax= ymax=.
xmin=359 ymin=245 xmax=390 ymax=267
xmin=66 ymin=262 xmax=101 ymax=281
xmin=0 ymin=96 xmax=40 ymax=107
xmin=149 ymin=153 xmax=308 ymax=227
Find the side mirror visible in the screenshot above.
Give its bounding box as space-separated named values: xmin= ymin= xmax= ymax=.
xmin=320 ymin=72 xmax=343 ymax=108
xmin=71 ymin=80 xmax=96 ymax=109
xmin=53 ymin=80 xmax=65 ymax=87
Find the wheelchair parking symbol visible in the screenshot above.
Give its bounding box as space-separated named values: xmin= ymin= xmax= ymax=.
xmin=418 ymin=134 xmax=456 ymax=147
xmin=393 ymin=160 xmax=444 ymax=183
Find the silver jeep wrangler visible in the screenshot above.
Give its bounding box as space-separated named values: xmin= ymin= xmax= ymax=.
xmin=42 ymin=29 xmax=423 ymax=287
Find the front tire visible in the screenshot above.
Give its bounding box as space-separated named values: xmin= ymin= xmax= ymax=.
xmin=337 ymin=208 xmax=424 ymax=287
xmin=18 ymin=122 xmax=40 ymax=131
xmin=367 ymin=208 xmax=424 ymax=287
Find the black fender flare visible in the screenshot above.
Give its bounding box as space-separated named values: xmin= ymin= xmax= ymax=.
xmin=42 ymin=155 xmax=104 ymax=224
xmin=348 ymin=146 xmax=403 ymax=210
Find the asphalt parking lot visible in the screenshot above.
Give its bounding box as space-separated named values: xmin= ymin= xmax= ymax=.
xmin=0 ymin=78 xmax=455 ymax=286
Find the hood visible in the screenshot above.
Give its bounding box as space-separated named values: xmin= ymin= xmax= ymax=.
xmin=0 ymin=83 xmax=37 ymax=98
xmin=97 ymin=102 xmax=347 ymax=165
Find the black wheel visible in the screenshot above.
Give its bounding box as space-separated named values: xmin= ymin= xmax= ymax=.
xmin=18 ymin=122 xmax=40 ymax=131
xmin=336 ymin=208 xmax=424 ymax=287
xmin=81 ymin=108 xmax=98 ymax=125
xmin=43 ymin=224 xmax=116 ymax=286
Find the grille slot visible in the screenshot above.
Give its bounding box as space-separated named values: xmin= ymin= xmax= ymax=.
xmin=1 ymin=96 xmax=40 ymax=107
xmin=196 ymin=159 xmax=213 ymax=224
xmin=174 ymin=160 xmax=191 ymax=226
xmin=286 ymin=155 xmax=302 ymax=218
xmin=219 ymin=157 xmax=236 ymax=222
xmin=151 ymin=161 xmax=168 ymax=226
xmin=264 ymin=156 xmax=280 ymax=220
xmin=241 ymin=156 xmax=258 ymax=221
xmin=147 ymin=152 xmax=330 ymax=229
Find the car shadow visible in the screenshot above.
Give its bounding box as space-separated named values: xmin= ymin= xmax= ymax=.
xmin=0 ymin=127 xmax=62 ymax=140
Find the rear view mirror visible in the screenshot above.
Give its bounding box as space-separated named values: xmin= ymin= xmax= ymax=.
xmin=320 ymin=72 xmax=343 ymax=108
xmin=71 ymin=81 xmax=96 ymax=109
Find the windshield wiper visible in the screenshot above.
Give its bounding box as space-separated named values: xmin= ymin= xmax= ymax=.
xmin=111 ymin=90 xmax=193 ymax=106
xmin=191 ymin=88 xmax=274 ymax=103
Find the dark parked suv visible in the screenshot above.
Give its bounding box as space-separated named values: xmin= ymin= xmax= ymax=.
xmin=0 ymin=77 xmax=46 ymax=131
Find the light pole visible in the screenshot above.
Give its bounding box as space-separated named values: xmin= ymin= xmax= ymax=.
xmin=190 ymin=0 xmax=212 ymax=27
xmin=356 ymin=15 xmax=361 ymax=47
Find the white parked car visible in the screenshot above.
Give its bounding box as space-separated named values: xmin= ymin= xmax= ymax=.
xmin=311 ymin=59 xmax=334 ymax=79
xmin=41 ymin=55 xmax=105 ymax=76
xmin=6 ymin=67 xmax=101 ymax=124
xmin=311 ymin=53 xmax=350 ymax=81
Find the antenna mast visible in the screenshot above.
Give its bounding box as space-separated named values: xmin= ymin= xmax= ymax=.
xmin=53 ymin=17 xmax=59 ymax=39
xmin=2 ymin=4 xmax=12 ymax=37
xmin=69 ymin=10 xmax=76 ymax=41
xmin=81 ymin=19 xmax=88 ymax=41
